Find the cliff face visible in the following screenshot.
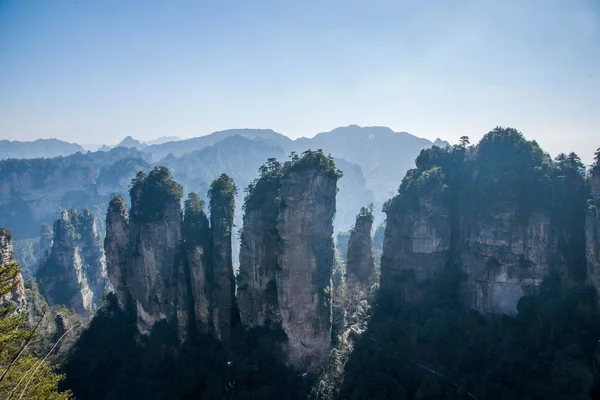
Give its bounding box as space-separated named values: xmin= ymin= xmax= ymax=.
xmin=37 ymin=209 xmax=108 ymax=315
xmin=126 ymin=170 xmax=184 ymax=335
xmin=238 ymin=153 xmax=339 ymax=372
xmin=209 ymin=174 xmax=238 ymax=342
xmin=382 ymin=194 xmax=555 ymax=315
xmin=182 ymin=193 xmax=212 ymax=334
xmin=587 ymin=172 xmax=600 ymax=294
xmin=105 ymin=196 xmax=129 ymax=307
xmin=461 ymin=211 xmax=552 ymax=315
xmin=276 ymin=159 xmax=338 ymax=371
xmin=0 ymin=227 xmax=26 ymax=308
xmin=104 ymin=168 xmax=221 ymax=340
xmin=380 ymin=129 xmax=578 ymax=316
xmin=237 ymin=176 xmax=281 ymax=329
xmin=346 ymin=210 xmax=376 ymax=296
xmin=381 ymin=195 xmax=451 ymax=303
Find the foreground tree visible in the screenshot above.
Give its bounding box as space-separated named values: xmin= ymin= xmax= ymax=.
xmin=0 ymin=261 xmax=71 ymax=399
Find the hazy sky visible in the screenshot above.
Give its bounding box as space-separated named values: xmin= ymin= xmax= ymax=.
xmin=1 ymin=0 xmax=599 ymax=161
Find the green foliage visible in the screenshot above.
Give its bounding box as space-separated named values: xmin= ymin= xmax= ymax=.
xmin=243 ymin=158 xmax=283 ymax=213
xmin=129 ymin=166 xmax=184 ymax=222
xmin=0 ymin=261 xmax=71 ymax=399
xmin=108 ymin=193 xmax=127 ymax=215
xmin=63 ymin=294 xmax=312 ymax=399
xmin=340 ymin=270 xmax=600 ymax=400
xmin=209 ymin=173 xmax=237 ymax=231
xmin=183 ymin=192 xmax=211 ymax=247
xmin=357 ymin=204 xmax=374 ymax=221
xmin=283 ymin=149 xmax=343 ymax=179
xmin=593 ymin=147 xmax=600 ymax=174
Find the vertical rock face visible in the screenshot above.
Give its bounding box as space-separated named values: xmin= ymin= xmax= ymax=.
xmin=104 ymin=168 xmax=238 ymax=341
xmin=182 ymin=193 xmax=212 ymax=334
xmin=345 ymin=209 xmax=376 ymax=299
xmin=209 ymin=174 xmax=238 ymax=342
xmin=127 ymin=168 xmax=184 ymax=335
xmin=382 ymin=192 xmax=554 ymax=315
xmin=238 ymin=152 xmax=340 ymax=372
xmin=105 ymin=196 xmax=129 ymax=307
xmin=38 ymin=223 xmax=54 ymax=263
xmin=461 ymin=211 xmax=552 ymax=315
xmin=0 ymin=227 xmax=26 ymax=308
xmin=276 ymin=159 xmax=338 ymax=371
xmin=237 ymin=171 xmax=282 ymax=329
xmin=381 ymin=195 xmax=451 ymax=303
xmin=586 ymin=172 xmax=600 ymax=295
xmin=37 ymin=209 xmax=108 ymax=315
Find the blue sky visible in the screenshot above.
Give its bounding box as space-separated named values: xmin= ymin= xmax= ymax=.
xmin=1 ymin=0 xmax=598 ymax=161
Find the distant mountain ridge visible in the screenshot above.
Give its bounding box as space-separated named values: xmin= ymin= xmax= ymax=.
xmin=0 ymin=138 xmax=85 ymax=160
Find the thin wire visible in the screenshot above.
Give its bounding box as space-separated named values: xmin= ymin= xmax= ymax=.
xmin=0 ymin=311 xmax=46 ymax=383
xmin=9 ymin=322 xmax=80 ymax=400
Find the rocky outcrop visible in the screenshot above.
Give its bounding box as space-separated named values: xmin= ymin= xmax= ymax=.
xmin=345 ymin=208 xmax=376 ymax=303
xmin=182 ymin=193 xmax=212 ymax=334
xmin=276 ymin=156 xmax=338 ymax=371
xmin=237 ymin=170 xmax=282 ymax=329
xmin=126 ymin=168 xmax=184 ymax=335
xmin=381 ymin=195 xmax=451 ymax=304
xmin=37 ymin=209 xmax=108 ymax=315
xmin=238 ymin=152 xmax=340 ymax=372
xmin=587 ymin=171 xmax=600 ymax=295
xmin=105 ymin=196 xmax=129 ymax=307
xmin=104 ymin=168 xmax=224 ymax=340
xmin=209 ymin=174 xmax=238 ymax=342
xmin=461 ymin=210 xmax=552 ymax=315
xmin=39 ymin=223 xmax=54 ymax=262
xmin=0 ymin=227 xmax=26 ymax=308
xmin=382 ymin=191 xmax=555 ymax=315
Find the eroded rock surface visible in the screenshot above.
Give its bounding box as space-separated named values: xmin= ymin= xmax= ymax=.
xmin=37 ymin=209 xmax=108 ymax=315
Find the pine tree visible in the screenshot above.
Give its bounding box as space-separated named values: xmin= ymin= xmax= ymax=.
xmin=0 ymin=261 xmax=72 ymax=399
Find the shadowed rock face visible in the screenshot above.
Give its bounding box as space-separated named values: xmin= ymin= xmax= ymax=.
xmin=209 ymin=174 xmax=238 ymax=342
xmin=237 ymin=178 xmax=282 ymax=329
xmin=105 ymin=196 xmax=129 ymax=308
xmin=346 ymin=211 xmax=375 ymax=306
xmin=0 ymin=227 xmax=26 ymax=308
xmin=127 ymin=175 xmax=184 ymax=335
xmin=103 ymin=169 xmax=239 ymax=341
xmin=587 ymin=172 xmax=600 ymax=296
xmin=381 ymin=195 xmax=451 ymax=304
xmin=37 ymin=209 xmax=108 ymax=316
xmin=382 ymin=194 xmax=554 ymax=315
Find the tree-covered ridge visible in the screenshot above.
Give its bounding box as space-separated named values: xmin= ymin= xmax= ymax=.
xmin=129 ymin=166 xmax=184 ymax=222
xmin=244 ymin=150 xmax=342 ymax=214
xmin=385 ymin=127 xmax=590 ymax=220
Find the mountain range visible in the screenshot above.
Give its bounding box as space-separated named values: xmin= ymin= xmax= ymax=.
xmin=0 ymin=125 xmax=447 ymax=273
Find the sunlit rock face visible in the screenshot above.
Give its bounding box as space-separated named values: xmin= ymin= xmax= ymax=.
xmin=36 ymin=209 xmax=108 ymax=316
xmin=0 ymin=227 xmax=26 ymax=309
xmin=276 ymin=162 xmax=337 ymax=372
xmin=237 ymin=153 xmax=339 ymax=372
